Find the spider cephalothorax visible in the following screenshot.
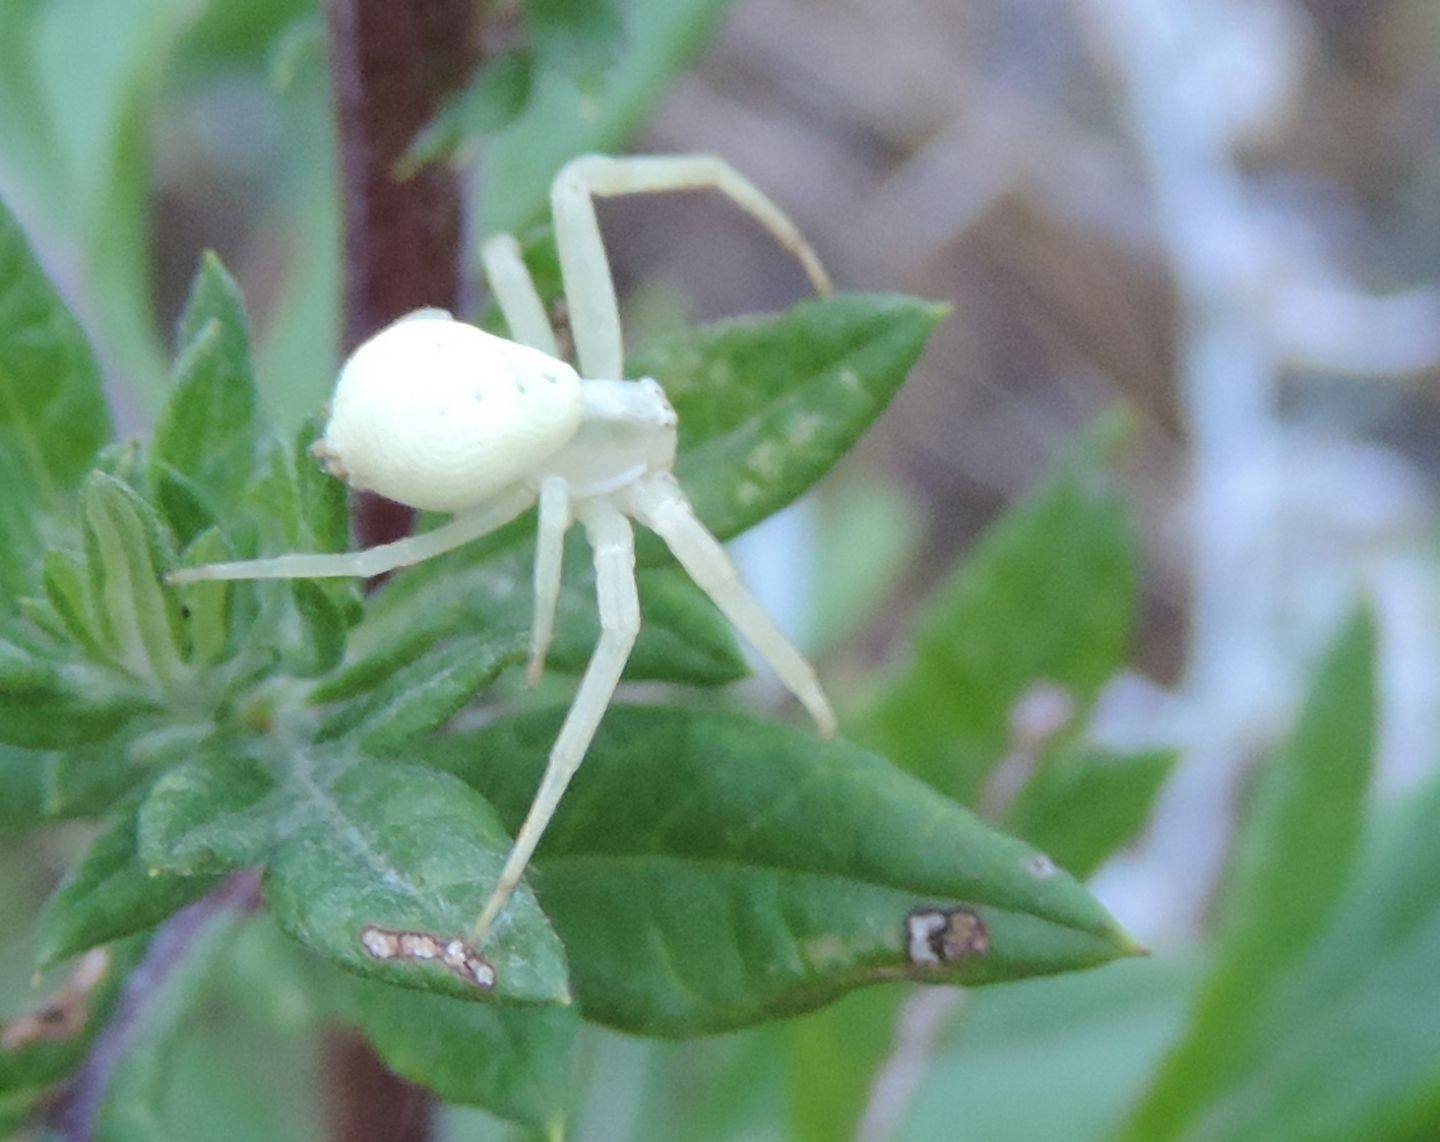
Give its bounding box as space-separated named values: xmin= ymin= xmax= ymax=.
xmin=169 ymin=154 xmax=836 ymax=954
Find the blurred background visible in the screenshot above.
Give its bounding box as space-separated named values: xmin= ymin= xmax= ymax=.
xmin=5 ymin=0 xmax=1440 ymax=1138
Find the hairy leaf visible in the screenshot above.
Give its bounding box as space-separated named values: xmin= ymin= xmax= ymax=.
xmin=138 ymin=747 xmax=284 ymax=876
xmin=334 ymin=545 xmax=746 ymax=701
xmin=425 ymin=705 xmax=1138 ymax=1035
xmin=862 ymin=418 xmax=1136 ymax=804
xmin=150 ymin=253 xmax=259 ymax=530
xmin=82 ymin=472 xmax=186 ymax=690
xmin=316 ymin=630 xmax=527 ymax=752
xmin=1121 ymin=609 xmax=1377 ymax=1141
xmin=264 ymin=760 xmax=568 ymax=1005
xmin=35 ymin=801 xmax=219 ymax=969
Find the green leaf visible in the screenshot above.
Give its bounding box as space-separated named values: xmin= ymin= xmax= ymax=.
xmin=35 ymin=800 xmax=219 ymax=969
xmin=41 ymin=548 xmax=111 ymax=662
xmin=1121 ymin=608 xmax=1377 ymax=1141
xmin=230 ymin=426 xmax=357 ymax=677
xmin=316 ymin=630 xmax=527 ymax=753
xmin=861 ymin=418 xmax=1136 ymax=804
xmin=138 ymin=747 xmax=283 ymax=876
xmin=0 ymin=651 xmax=149 ymax=752
xmin=0 ymin=195 xmax=110 ymax=615
xmin=0 ymin=196 xmax=111 ymax=498
xmin=336 ymin=546 xmax=746 ymax=701
xmin=150 ymin=253 xmax=260 ymax=528
xmin=264 ymin=760 xmax=568 ymax=1005
xmin=1004 ymin=744 xmax=1177 ymax=881
xmin=425 ymin=705 xmax=1139 ymax=1036
xmin=636 ymin=294 xmax=944 ymax=545
xmin=0 ymin=745 xmax=46 ymax=828
xmin=483 ymin=0 xmax=733 ymax=232
xmin=400 ymin=50 xmax=535 ymax=175
xmin=524 ymin=0 xmax=623 ymax=85
xmin=1166 ymin=770 xmax=1440 ymax=1142
xmin=0 ymin=0 xmax=201 ymax=415
xmin=342 ymin=976 xmax=577 ymax=1136
xmin=82 ymin=472 xmax=186 ymax=689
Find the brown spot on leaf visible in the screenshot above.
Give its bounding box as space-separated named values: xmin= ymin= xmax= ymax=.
xmin=359 ymin=925 xmax=495 ymax=989
xmin=1 ymin=948 xmax=110 ymax=1051
xmin=905 ymin=907 xmax=990 ymax=968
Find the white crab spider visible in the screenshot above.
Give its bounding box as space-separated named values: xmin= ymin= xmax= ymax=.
xmin=168 ymin=154 xmax=837 ymax=951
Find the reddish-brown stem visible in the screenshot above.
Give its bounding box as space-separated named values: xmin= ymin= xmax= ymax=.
xmin=327 ymin=0 xmax=478 ymax=551
xmin=323 ymin=2 xmax=477 ymax=1138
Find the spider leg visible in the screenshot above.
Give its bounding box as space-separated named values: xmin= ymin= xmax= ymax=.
xmin=165 ymin=484 xmax=537 ymax=584
xmin=527 ymin=475 xmax=571 ymax=685
xmin=480 ymin=233 xmax=561 ymax=357
xmin=630 ymin=473 xmax=837 ymax=738
xmin=550 ymin=153 xmax=832 ymax=381
xmin=470 ymin=499 xmax=639 ymax=946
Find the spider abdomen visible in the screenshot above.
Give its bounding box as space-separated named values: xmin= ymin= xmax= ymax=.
xmin=320 ymin=313 xmax=585 ymax=512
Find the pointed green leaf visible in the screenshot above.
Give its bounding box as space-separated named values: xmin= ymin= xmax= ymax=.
xmin=861 ymin=418 xmax=1136 ymax=803
xmin=316 ymin=630 xmax=527 ymax=753
xmin=170 ymin=527 xmax=233 ymax=667
xmin=426 ymin=705 xmax=1138 ymax=1035
xmin=264 ymin=760 xmax=568 ymax=1005
xmin=343 ymin=976 xmax=577 ymax=1135
xmin=633 ymin=294 xmax=944 ymax=544
xmin=151 ymin=253 xmax=258 ymax=529
xmin=137 ymin=747 xmax=283 ymax=876
xmin=401 ymin=50 xmax=535 ymax=175
xmin=292 ymin=417 xmax=353 ymax=560
xmin=240 ymin=424 xmax=358 ymax=675
xmin=82 ymin=472 xmax=186 ymax=689
xmin=0 ymin=197 xmax=111 ymax=499
xmin=1004 ymin=744 xmax=1177 ymax=881
xmin=0 ymin=651 xmax=149 ymax=751
xmin=1121 ymin=608 xmax=1377 ymax=1141
xmin=483 ymin=0 xmax=734 ymax=232
xmin=41 ymin=547 xmax=111 ymax=662
xmin=0 ymin=197 xmax=111 ymax=615
xmin=1170 ymin=769 xmax=1440 ymax=1142
xmin=35 ymin=801 xmax=219 ymax=969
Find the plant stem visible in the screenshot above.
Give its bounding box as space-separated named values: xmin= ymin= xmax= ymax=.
xmin=323 ymin=2 xmax=477 ymax=1138
xmin=327 ymin=0 xmax=477 ymax=551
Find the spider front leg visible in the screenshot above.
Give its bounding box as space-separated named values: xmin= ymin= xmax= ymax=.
xmin=166 ymin=485 xmax=537 ymax=584
xmin=550 ymin=153 xmax=833 ymax=380
xmin=631 ymin=474 xmax=837 ymax=738
xmin=471 ymin=498 xmax=640 ymax=946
